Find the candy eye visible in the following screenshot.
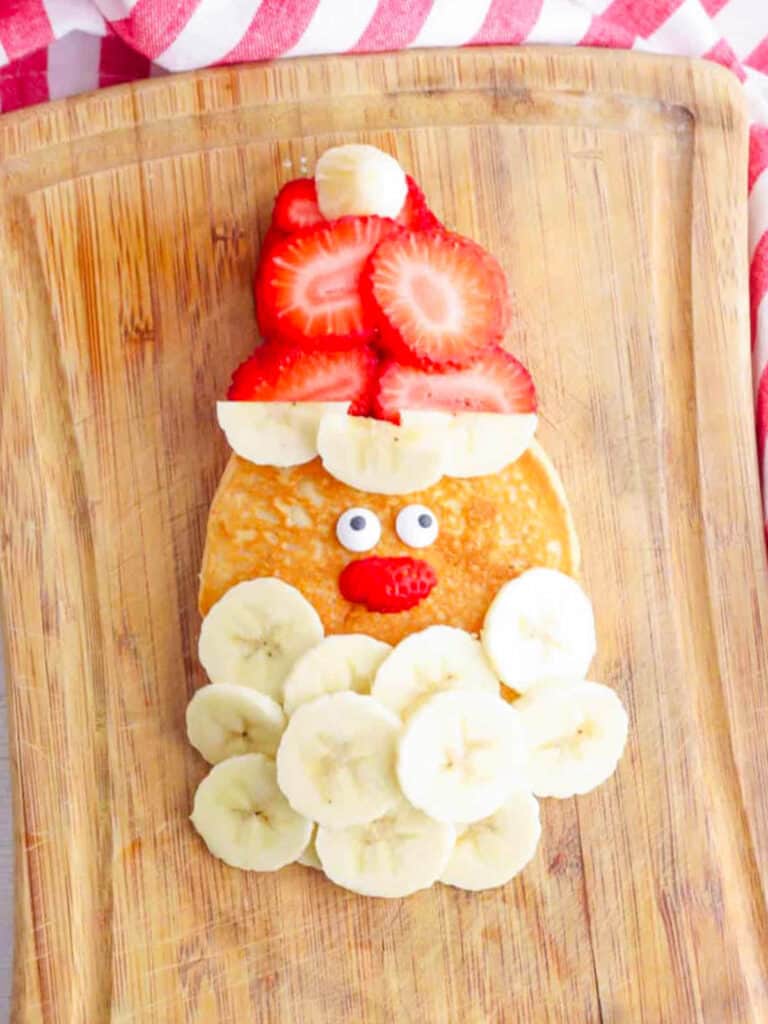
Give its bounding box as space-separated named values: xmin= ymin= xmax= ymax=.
xmin=396 ymin=505 xmax=439 ymax=548
xmin=336 ymin=507 xmax=382 ymax=552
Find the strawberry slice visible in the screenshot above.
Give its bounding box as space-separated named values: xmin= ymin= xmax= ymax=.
xmin=459 ymin=236 xmax=512 ymax=335
xmin=256 ymin=216 xmax=400 ymax=348
xmin=259 ymin=224 xmax=285 ymax=263
xmin=271 ymin=175 xmax=437 ymax=235
xmin=228 ymin=342 xmax=378 ymax=415
xmin=271 ymin=178 xmax=325 ymax=233
xmin=374 ymin=348 xmax=536 ymax=422
xmin=397 ymin=176 xmax=441 ymax=231
xmin=363 ymin=230 xmax=509 ymax=366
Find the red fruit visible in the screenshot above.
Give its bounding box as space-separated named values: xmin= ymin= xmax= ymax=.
xmin=256 ymin=216 xmax=400 ymax=348
xmin=227 ymin=343 xmax=378 ymax=415
xmin=339 ymin=556 xmax=437 ymax=613
xmin=271 ymin=175 xmax=437 ymax=234
xmin=271 ymin=178 xmax=325 ymax=233
xmin=458 ymin=236 xmax=512 ymax=335
xmin=363 ymin=230 xmax=508 ymax=366
xmin=259 ymin=224 xmax=284 ymax=263
xmin=397 ymin=176 xmax=441 ymax=231
xmin=374 ymin=348 xmax=536 ymax=422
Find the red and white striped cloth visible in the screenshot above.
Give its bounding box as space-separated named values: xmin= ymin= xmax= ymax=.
xmin=1 ymin=0 xmax=767 ymax=538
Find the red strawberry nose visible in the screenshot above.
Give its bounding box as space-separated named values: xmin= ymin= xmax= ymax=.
xmin=339 ymin=556 xmax=437 ymax=613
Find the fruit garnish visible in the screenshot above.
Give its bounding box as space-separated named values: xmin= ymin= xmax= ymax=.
xmin=191 ymin=754 xmax=313 ymax=871
xmin=514 ymin=682 xmax=629 ymax=798
xmin=399 ymin=410 xmax=537 ymax=478
xmin=458 ymin=235 xmax=512 ymax=335
xmin=397 ymin=690 xmax=527 ymax=823
xmin=481 ymin=568 xmax=595 ymax=692
xmin=271 ymin=172 xmax=439 ymax=235
xmin=227 ymin=343 xmax=378 ymax=415
xmin=317 ymin=412 xmax=447 ymax=493
xmin=317 ymin=800 xmax=454 ymax=898
xmin=440 ymin=790 xmax=542 ymax=892
xmin=282 ymin=635 xmax=391 ymax=716
xmin=198 ymin=578 xmax=323 ymax=700
xmin=339 ymin=556 xmax=437 ymax=613
xmin=371 ymin=625 xmax=498 ymax=719
xmin=315 ymin=144 xmax=408 ymax=220
xmin=256 ymin=216 xmax=400 ymax=347
xmin=271 ymin=178 xmax=325 ymax=233
xmin=397 ymin=176 xmax=441 ymax=231
xmin=362 ymin=229 xmax=509 ymax=366
xmin=373 ymin=348 xmax=537 ymax=422
xmin=217 ymin=401 xmax=350 ymax=468
xmin=187 ymin=683 xmax=285 ymax=763
xmin=277 ymin=692 xmax=401 ymax=827
xmin=259 ymin=224 xmax=285 ymax=263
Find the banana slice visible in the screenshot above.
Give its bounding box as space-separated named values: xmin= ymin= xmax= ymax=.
xmin=190 ymin=753 xmax=312 ymax=871
xmin=317 ymin=412 xmax=447 ymax=495
xmin=316 ymin=800 xmax=455 ymax=898
xmin=514 ymin=681 xmax=628 ymax=798
xmin=276 ymin=692 xmax=401 ymax=827
xmin=401 ymin=411 xmax=538 ymax=478
xmin=482 ymin=568 xmax=596 ymax=692
xmin=439 ymin=789 xmax=541 ymax=891
xmin=298 ymin=827 xmax=322 ymax=871
xmin=371 ymin=625 xmax=499 ymax=720
xmin=283 ymin=634 xmax=392 ymax=716
xmin=217 ymin=400 xmax=349 ymax=467
xmin=397 ymin=690 xmax=528 ymax=824
xmin=186 ymin=683 xmax=286 ymax=763
xmin=315 ymin=144 xmax=408 ymax=220
xmin=198 ymin=578 xmax=324 ymax=702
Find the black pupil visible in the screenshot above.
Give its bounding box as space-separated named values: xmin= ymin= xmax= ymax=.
xmin=350 ymin=515 xmax=367 ymax=531
xmin=418 ymin=513 xmax=432 ymax=529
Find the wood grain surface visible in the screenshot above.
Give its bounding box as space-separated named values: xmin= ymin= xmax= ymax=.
xmin=0 ymin=47 xmax=767 ymax=1024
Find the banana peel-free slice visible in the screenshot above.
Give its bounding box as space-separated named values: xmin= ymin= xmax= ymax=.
xmin=198 ymin=577 xmax=324 ymax=701
xmin=191 ymin=753 xmax=312 ymax=871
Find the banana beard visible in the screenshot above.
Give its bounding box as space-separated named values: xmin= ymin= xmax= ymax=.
xmin=187 ymin=572 xmax=628 ymax=897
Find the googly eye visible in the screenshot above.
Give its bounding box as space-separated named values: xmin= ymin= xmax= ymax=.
xmin=336 ymin=507 xmax=382 ymax=553
xmin=396 ymin=504 xmax=439 ymax=549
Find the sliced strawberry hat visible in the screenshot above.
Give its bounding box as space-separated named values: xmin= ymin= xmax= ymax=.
xmin=361 ymin=229 xmax=510 ymax=367
xmin=256 ymin=215 xmax=400 ymax=349
xmin=398 ymin=176 xmax=441 ymax=232
xmin=374 ymin=347 xmax=536 ymax=423
xmin=266 ymin=174 xmax=440 ymax=239
xmin=228 ymin=342 xmax=378 ymax=415
xmin=271 ymin=178 xmax=325 ymax=233
xmin=230 ymin=147 xmax=537 ymax=492
xmin=458 ymin=235 xmax=513 ymax=337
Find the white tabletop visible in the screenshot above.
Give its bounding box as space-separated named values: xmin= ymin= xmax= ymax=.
xmin=1 ymin=651 xmax=13 ymax=1023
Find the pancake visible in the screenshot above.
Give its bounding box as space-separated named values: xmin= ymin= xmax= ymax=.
xmin=199 ymin=441 xmax=580 ymax=646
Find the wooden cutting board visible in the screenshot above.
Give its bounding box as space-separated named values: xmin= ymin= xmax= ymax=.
xmin=1 ymin=46 xmax=767 ymax=1024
